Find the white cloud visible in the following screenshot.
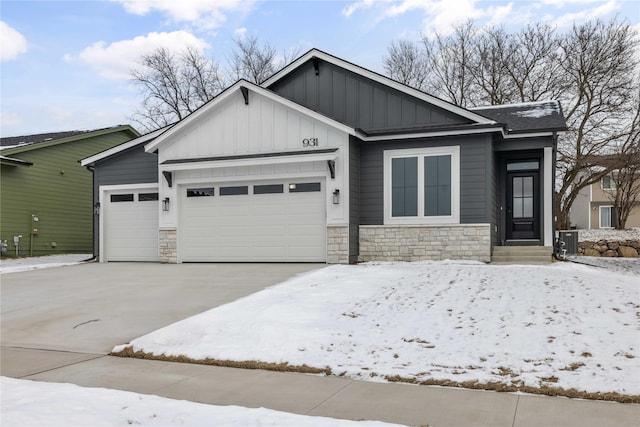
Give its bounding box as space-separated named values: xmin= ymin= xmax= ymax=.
xmin=0 ymin=21 xmax=28 ymax=62
xmin=112 ymin=0 xmax=254 ymax=29
xmin=233 ymin=27 xmax=247 ymax=40
xmin=550 ymin=0 xmax=621 ymax=28
xmin=342 ymin=0 xmax=518 ymax=36
xmin=67 ymin=31 xmax=209 ymax=80
xmin=342 ymin=0 xmax=385 ymax=17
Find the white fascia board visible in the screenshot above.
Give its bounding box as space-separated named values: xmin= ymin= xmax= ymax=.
xmin=145 ymin=80 xmax=356 ymax=154
xmin=160 ymin=150 xmax=339 ymax=172
xmin=262 ymin=49 xmax=495 ymax=126
xmin=81 ymin=128 xmax=166 ymax=166
xmin=502 ymin=131 xmax=553 ymax=139
xmin=359 ymin=126 xmax=506 ymax=141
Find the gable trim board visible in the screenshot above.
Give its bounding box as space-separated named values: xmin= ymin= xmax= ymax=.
xmin=87 ymin=49 xmax=565 ymax=264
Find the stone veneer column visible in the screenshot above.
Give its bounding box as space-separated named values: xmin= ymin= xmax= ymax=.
xmin=159 ymin=228 xmax=177 ymax=263
xmin=358 ymin=225 xmax=491 ymax=262
xmin=327 ymin=225 xmax=349 ymax=264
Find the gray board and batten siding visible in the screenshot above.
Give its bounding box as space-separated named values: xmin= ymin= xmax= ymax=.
xmin=91 ymin=143 xmax=159 ymax=255
xmin=357 ymin=134 xmax=496 ymax=226
xmin=268 ymin=58 xmax=472 ymax=131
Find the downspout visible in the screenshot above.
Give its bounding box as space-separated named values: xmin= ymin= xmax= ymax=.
xmin=85 ymin=164 xmax=98 ymax=261
xmin=551 ymin=132 xmax=560 ymax=258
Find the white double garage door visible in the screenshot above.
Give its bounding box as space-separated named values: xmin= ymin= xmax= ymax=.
xmin=103 ymin=179 xmax=326 ymax=262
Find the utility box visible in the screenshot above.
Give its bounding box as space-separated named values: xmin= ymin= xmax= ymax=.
xmin=559 ymin=231 xmax=578 ymax=256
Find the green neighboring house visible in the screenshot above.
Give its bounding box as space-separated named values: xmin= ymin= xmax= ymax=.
xmin=1 ymin=125 xmax=139 ymax=257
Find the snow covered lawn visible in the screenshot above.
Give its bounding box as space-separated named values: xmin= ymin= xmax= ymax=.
xmin=1 ymin=377 xmax=401 ymax=426
xmin=0 ymin=253 xmax=92 ymax=274
xmin=114 ymin=261 xmax=640 ymax=401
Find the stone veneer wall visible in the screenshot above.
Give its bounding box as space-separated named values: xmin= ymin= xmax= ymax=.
xmin=359 ymin=225 xmax=491 ymax=262
xmin=327 ymin=225 xmax=349 ymax=264
xmin=159 ymin=228 xmax=177 ymax=263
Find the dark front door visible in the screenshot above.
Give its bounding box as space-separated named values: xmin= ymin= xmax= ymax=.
xmin=506 ymin=171 xmax=540 ymax=240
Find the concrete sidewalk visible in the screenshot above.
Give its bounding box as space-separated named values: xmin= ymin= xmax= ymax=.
xmin=2 ymin=346 xmax=638 ymax=427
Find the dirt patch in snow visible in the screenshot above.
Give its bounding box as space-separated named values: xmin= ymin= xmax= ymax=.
xmin=112 ymin=347 xmax=640 ymax=404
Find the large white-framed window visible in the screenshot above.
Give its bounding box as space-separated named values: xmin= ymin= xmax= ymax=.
xmin=599 ymin=205 xmax=614 ymax=228
xmin=383 ymin=146 xmax=460 ymax=225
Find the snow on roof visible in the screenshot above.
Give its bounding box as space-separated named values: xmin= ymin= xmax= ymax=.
xmin=470 ymin=100 xmax=566 ymax=133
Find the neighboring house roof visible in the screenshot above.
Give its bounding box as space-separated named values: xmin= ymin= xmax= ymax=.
xmin=470 ymin=101 xmax=567 ymax=133
xmin=0 ymin=130 xmax=91 ymax=147
xmin=0 ymin=125 xmax=140 ymax=156
xmin=262 ymin=48 xmax=496 ymax=127
xmin=80 ymin=126 xmax=170 ymax=167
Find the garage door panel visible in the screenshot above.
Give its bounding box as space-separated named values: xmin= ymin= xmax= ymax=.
xmin=104 ymin=189 xmax=159 ymax=262
xmin=180 ymin=181 xmax=325 ymax=262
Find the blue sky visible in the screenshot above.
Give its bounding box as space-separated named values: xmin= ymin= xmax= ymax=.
xmin=1 ymin=0 xmax=638 ymax=137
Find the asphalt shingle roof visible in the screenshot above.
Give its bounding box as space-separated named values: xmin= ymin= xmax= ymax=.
xmin=470 ymin=100 xmax=567 ymax=133
xmin=0 ymin=130 xmax=95 ymax=148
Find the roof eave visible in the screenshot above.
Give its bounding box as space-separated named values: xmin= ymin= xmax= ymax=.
xmin=3 ymin=125 xmax=140 ymax=156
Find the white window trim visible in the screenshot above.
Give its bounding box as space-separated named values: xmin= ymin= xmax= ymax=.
xmin=599 ymin=205 xmax=614 ymax=228
xmin=383 ymin=146 xmax=460 ymax=225
xmin=601 ymin=176 xmax=615 ymax=190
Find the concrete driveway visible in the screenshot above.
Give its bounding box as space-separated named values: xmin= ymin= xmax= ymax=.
xmin=1 ymin=262 xmax=322 ymax=371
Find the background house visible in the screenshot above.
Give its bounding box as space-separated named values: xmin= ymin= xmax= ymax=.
xmin=1 ymin=125 xmax=139 ymax=257
xmin=572 ymin=173 xmax=640 ymax=229
xmin=82 ymin=49 xmax=566 ymax=264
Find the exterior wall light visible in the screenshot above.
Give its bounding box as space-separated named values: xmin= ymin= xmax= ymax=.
xmin=94 ymin=202 xmax=100 ymax=215
xmin=162 ymin=197 xmax=170 ymax=212
xmin=332 ymin=189 xmax=340 ymax=204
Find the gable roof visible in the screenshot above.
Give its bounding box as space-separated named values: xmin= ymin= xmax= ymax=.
xmin=80 ymin=126 xmax=170 ymax=167
xmin=470 ymin=101 xmax=567 ymax=133
xmin=262 ymin=48 xmax=496 ymax=126
xmin=144 ymin=80 xmax=356 ymax=153
xmin=0 ymin=125 xmax=140 ymax=155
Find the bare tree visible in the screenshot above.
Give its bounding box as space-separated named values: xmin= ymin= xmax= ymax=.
xmin=229 ymin=36 xmax=300 ymax=84
xmin=130 ymin=46 xmax=223 ymax=131
xmin=130 ymin=39 xmax=300 ymax=130
xmin=383 ymin=39 xmax=429 ymax=90
xmin=554 ymin=19 xmax=638 ymax=229
xmin=604 ymin=86 xmax=640 ymax=229
xmin=422 ymin=21 xmax=477 ymax=106
xmin=384 ymin=18 xmax=639 ymax=230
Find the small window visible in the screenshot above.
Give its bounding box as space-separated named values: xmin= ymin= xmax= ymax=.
xmin=391 ymin=157 xmax=418 ymax=217
xmin=187 ymin=188 xmax=214 ymax=197
xmin=220 ymin=186 xmax=248 ymax=196
xmin=254 ymin=184 xmax=284 ymax=194
xmin=507 ymin=161 xmax=539 ymax=171
xmin=138 ymin=193 xmax=159 ymax=201
xmin=601 ymin=176 xmax=615 ymax=190
xmin=289 ymin=182 xmax=321 ymax=193
xmin=110 ymin=194 xmax=134 ymax=202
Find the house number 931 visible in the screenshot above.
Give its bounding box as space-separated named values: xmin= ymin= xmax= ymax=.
xmin=302 ymin=138 xmax=318 ymax=147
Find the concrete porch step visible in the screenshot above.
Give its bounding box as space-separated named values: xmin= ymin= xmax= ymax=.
xmin=491 ymin=246 xmax=553 ymax=265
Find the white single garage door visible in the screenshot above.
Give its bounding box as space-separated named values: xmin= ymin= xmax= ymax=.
xmin=179 ymin=180 xmax=326 ymax=262
xmin=103 ymin=189 xmax=160 ymax=262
